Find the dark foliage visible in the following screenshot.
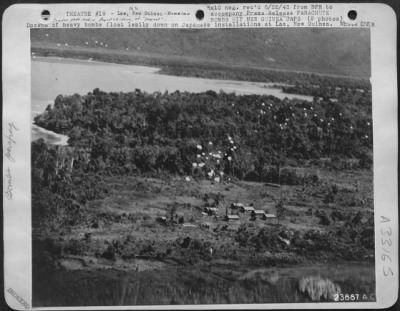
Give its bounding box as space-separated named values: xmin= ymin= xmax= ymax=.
xmin=34 ymin=87 xmax=372 ymax=178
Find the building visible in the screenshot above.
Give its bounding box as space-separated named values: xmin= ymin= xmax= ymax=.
xmin=205 ymin=207 xmax=218 ymax=216
xmin=225 ymin=214 xmax=240 ymax=221
xmin=265 ymin=213 xmax=278 ymax=223
xmin=182 ymin=223 xmax=197 ymax=228
xmin=208 ymin=207 xmax=218 ymax=214
xmin=240 ymin=205 xmax=255 ymax=213
xmin=251 ymin=210 xmax=267 ymax=220
xmin=231 ymin=202 xmax=244 ymax=209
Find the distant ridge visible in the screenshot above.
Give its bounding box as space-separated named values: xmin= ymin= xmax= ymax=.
xmin=31 ymin=28 xmax=371 ymax=78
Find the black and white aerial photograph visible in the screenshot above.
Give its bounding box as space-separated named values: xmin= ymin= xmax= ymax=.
xmin=31 ymin=28 xmax=375 ymax=306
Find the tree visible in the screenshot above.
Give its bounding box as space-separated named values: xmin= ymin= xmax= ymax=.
xmin=276 ymin=199 xmax=285 ymax=224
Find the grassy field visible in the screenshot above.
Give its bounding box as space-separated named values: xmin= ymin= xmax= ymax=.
xmin=34 ymin=167 xmax=374 ymax=273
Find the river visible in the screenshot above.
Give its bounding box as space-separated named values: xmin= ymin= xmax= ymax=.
xmin=31 ymin=56 xmax=313 ymax=144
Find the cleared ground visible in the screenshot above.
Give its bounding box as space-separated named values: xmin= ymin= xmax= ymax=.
xmin=37 ymin=167 xmax=374 ymax=273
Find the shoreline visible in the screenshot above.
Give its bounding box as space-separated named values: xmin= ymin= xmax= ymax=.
xmin=32 ymin=55 xmax=161 ymax=73
xmin=32 ymin=124 xmax=69 ymax=146
xmin=31 ymin=55 xmax=315 ymax=101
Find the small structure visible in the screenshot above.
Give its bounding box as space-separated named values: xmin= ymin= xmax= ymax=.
xmin=205 ymin=207 xmax=218 ymax=216
xmin=182 ymin=223 xmax=197 ymax=228
xmin=251 ymin=210 xmax=267 ymax=220
xmin=240 ymin=205 xmax=255 ymax=213
xmin=209 ymin=207 xmax=218 ymax=214
xmin=231 ymin=202 xmax=244 ymax=209
xmin=264 ymin=213 xmax=278 ymax=224
xmin=225 ymin=214 xmax=240 ymax=221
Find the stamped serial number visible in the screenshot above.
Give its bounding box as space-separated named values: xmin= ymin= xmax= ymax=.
xmin=333 ymin=293 xmax=375 ymax=302
xmin=380 ymin=216 xmax=394 ymax=277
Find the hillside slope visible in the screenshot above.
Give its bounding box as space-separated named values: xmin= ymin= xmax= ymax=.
xmin=31 ymin=28 xmax=371 ymax=78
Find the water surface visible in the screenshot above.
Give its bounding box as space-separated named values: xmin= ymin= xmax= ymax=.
xmin=31 ymin=57 xmax=312 ymax=144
